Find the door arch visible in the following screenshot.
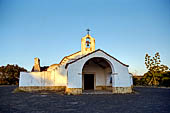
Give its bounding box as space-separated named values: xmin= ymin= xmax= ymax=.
xmin=82 ymin=57 xmax=114 ymax=91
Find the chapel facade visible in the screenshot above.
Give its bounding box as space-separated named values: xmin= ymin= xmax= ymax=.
xmin=19 ymin=32 xmax=133 ymax=94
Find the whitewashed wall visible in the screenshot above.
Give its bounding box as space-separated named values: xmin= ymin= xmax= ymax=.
xmin=67 ymin=50 xmax=132 ymax=88
xmin=105 ymin=67 xmax=112 ymax=86
xmin=19 ymin=68 xmax=67 ymax=87
xmin=19 ymin=50 xmax=132 ymax=88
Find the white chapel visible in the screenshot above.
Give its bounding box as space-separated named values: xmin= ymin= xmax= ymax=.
xmin=19 ymin=31 xmax=133 ymax=94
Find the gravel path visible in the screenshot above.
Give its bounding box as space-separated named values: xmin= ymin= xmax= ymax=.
xmin=0 ymin=86 xmax=170 ymax=113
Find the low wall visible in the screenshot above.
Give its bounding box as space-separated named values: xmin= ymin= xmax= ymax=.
xmin=19 ymin=71 xmax=67 ymax=87
xmin=19 ymin=86 xmax=132 ymax=94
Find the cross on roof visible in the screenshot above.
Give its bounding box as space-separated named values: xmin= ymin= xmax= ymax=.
xmin=86 ymin=28 xmax=90 ymax=35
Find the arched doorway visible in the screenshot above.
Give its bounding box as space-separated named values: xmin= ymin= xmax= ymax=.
xmin=82 ymin=57 xmax=113 ymax=91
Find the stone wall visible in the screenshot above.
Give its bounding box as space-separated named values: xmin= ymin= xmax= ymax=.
xmin=65 ymin=88 xmax=82 ymax=95
xmin=96 ymin=86 xmax=112 ymax=91
xmin=19 ymin=86 xmax=66 ymax=92
xmin=112 ymin=87 xmax=132 ymax=94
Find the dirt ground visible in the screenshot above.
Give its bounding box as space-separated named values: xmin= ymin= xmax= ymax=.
xmin=0 ymin=86 xmax=170 ymax=113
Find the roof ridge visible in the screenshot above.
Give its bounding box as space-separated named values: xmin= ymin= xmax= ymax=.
xmin=59 ymin=51 xmax=81 ymax=64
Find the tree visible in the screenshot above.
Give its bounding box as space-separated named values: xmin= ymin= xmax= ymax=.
xmin=160 ymin=71 xmax=170 ymax=86
xmin=145 ymin=52 xmax=169 ymax=85
xmin=0 ymin=64 xmax=27 ymax=85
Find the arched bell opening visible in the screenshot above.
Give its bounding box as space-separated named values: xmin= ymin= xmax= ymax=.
xmin=86 ymin=37 xmax=91 ymax=48
xmin=82 ymin=57 xmax=113 ymax=92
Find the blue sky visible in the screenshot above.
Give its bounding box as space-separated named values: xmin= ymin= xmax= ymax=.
xmin=0 ymin=0 xmax=170 ymax=75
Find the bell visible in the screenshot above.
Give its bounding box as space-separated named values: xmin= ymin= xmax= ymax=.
xmin=86 ymin=41 xmax=90 ymax=47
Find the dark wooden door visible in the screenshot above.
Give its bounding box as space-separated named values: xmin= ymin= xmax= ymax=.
xmin=84 ymin=74 xmax=94 ymax=90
